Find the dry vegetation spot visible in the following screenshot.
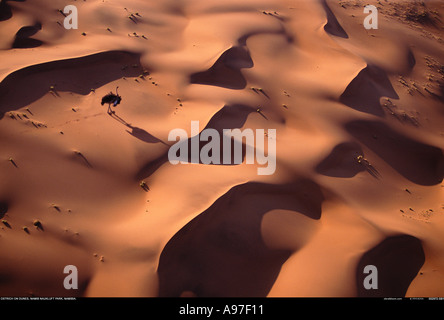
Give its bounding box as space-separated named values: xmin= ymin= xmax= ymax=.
xmin=401 ymin=208 xmax=435 ymax=223
xmin=2 ymin=219 xmax=10 ymax=227
xmin=423 ymin=56 xmax=444 ymax=99
xmin=140 ymin=181 xmax=150 ymax=191
xmin=402 ymin=2 xmax=436 ymax=24
xmin=338 ymin=0 xmax=363 ymax=9
xmin=380 ymin=0 xmax=442 ymax=27
xmin=381 ymin=98 xmax=419 ymax=126
xmin=33 ymin=220 xmax=43 ymax=230
xmin=425 ymin=56 xmax=444 ymax=76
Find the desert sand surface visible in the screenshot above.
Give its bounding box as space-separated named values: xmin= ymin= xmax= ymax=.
xmin=0 ymin=0 xmax=443 ymax=298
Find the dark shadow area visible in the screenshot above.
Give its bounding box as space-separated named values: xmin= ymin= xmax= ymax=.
xmin=0 ymin=0 xmax=12 ymax=21
xmin=205 ymin=104 xmax=254 ymax=132
xmin=321 ymin=0 xmax=348 ymax=38
xmin=157 ymin=179 xmax=324 ymax=297
xmin=136 ymin=153 xmax=169 ymax=181
xmin=256 ymin=110 xmax=269 ymax=120
xmin=9 ymin=158 xmax=18 ymax=167
xmin=439 ymin=82 xmax=444 ymax=102
xmin=407 ymin=48 xmax=416 ymax=70
xmin=316 ymin=142 xmax=365 ymax=178
xmin=107 ymin=111 xmax=167 ymax=145
xmin=251 ymin=87 xmax=271 ymax=99
xmin=0 ymin=202 xmax=8 ymax=219
xmin=127 ymin=126 xmax=167 ymax=145
xmin=136 ymin=104 xmax=255 ymax=180
xmin=361 ymin=160 xmax=381 ymax=179
xmin=0 ymin=50 xmax=143 ymax=119
xmin=340 ymin=65 xmax=399 ymax=116
xmin=316 ymin=142 xmax=381 ymax=178
xmin=171 ymin=105 xmax=255 ymax=165
xmin=73 ymin=152 xmax=92 ymax=168
xmin=0 ymin=0 xmax=23 ymax=21
xmin=12 ymin=23 xmax=43 ymax=48
xmin=427 ymin=82 xmax=444 ymax=103
xmin=345 ymin=120 xmax=444 ymax=185
xmin=237 ymin=26 xmax=296 ymax=47
xmin=33 ymin=220 xmax=43 ymax=231
xmin=140 ymin=181 xmax=149 ymax=192
xmin=190 ymin=46 xmax=253 ymax=89
xmin=1 ymin=220 xmax=11 ymax=228
xmin=356 ymin=235 xmax=425 ymax=297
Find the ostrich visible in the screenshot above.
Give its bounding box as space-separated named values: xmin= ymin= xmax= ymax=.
xmin=101 ymin=86 xmax=122 ymax=114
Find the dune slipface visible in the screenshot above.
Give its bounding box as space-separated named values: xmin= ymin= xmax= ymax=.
xmin=190 ymin=46 xmax=253 ymax=89
xmin=158 ymin=180 xmax=323 ymax=297
xmin=0 ymin=0 xmax=443 ymax=299
xmin=356 ymin=235 xmax=425 ymax=297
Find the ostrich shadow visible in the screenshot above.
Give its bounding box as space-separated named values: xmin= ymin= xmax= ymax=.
xmin=108 ymin=111 xmax=167 ymax=145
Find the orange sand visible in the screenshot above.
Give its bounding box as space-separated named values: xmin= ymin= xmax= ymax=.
xmin=0 ymin=0 xmax=443 ymax=297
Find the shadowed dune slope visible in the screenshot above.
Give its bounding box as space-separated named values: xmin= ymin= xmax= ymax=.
xmin=321 ymin=0 xmax=348 ymax=38
xmin=346 ymin=120 xmax=444 ymax=186
xmin=0 ymin=50 xmax=143 ymax=118
xmin=316 ymin=142 xmax=365 ymax=178
xmin=190 ymin=46 xmax=253 ymax=89
xmin=136 ymin=103 xmax=256 ymax=178
xmin=12 ymin=23 xmax=43 ymax=48
xmin=158 ymin=179 xmax=324 ymax=297
xmin=339 ymin=65 xmax=399 ymax=116
xmin=356 ymin=235 xmax=425 ymax=297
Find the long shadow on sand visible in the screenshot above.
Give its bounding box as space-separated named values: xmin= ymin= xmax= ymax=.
xmin=356 ymin=235 xmax=425 ymax=297
xmin=108 ymin=111 xmax=167 ymax=145
xmin=0 ymin=201 xmax=8 ymax=219
xmin=0 ymin=50 xmax=143 ymax=119
xmin=157 ymin=179 xmax=324 ymax=297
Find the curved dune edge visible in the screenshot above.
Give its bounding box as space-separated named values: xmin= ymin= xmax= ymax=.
xmin=0 ymin=50 xmax=144 ymax=117
xmin=356 ymin=234 xmax=425 ymax=297
xmin=158 ymin=179 xmax=323 ymax=297
xmin=0 ymin=0 xmax=443 ymax=297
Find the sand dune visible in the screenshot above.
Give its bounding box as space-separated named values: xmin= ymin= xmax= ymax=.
xmin=0 ymin=0 xmax=443 ymax=298
xmin=158 ymin=179 xmax=323 ymax=297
